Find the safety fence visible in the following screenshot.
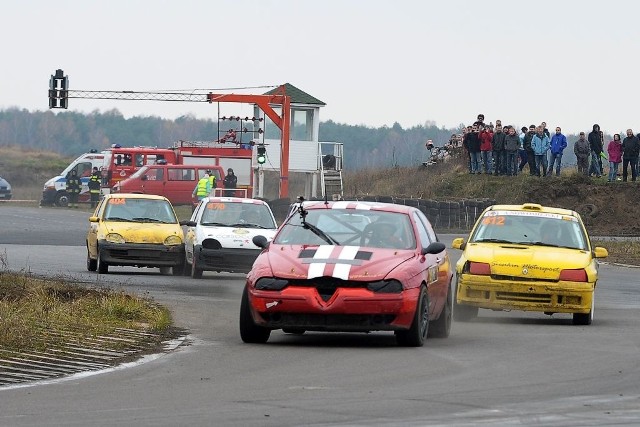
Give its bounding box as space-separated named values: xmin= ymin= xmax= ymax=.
xmin=267 ymin=196 xmax=497 ymax=231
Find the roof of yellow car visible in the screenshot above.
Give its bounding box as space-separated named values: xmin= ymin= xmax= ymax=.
xmin=487 ymin=203 xmax=577 ymax=217
xmin=105 ymin=193 xmax=170 ymax=201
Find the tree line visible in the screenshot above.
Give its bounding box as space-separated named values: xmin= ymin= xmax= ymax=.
xmin=0 ymin=108 xmax=586 ymax=170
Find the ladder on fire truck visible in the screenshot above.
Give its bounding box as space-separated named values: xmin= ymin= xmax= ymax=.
xmin=319 ymin=142 xmax=344 ymax=200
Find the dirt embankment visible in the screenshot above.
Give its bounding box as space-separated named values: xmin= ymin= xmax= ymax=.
xmin=521 ymin=175 xmax=639 ymax=236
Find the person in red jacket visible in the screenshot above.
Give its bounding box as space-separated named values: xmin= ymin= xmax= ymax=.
xmin=607 ymin=134 xmax=623 ymax=182
xmin=478 ymin=125 xmax=493 ymax=174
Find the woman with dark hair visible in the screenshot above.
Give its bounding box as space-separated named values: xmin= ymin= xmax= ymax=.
xmin=607 ymin=134 xmax=623 ymax=182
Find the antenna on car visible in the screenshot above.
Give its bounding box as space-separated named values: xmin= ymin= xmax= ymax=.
xmin=296 ymin=196 xmax=308 ymax=224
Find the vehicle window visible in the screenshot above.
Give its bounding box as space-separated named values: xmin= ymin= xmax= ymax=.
xmin=199 ymin=202 xmax=276 ymax=229
xmin=412 ymin=211 xmax=432 ymax=247
xmin=129 ymin=166 xmax=149 ymax=179
xmin=135 ymin=154 xmax=144 ymax=167
xmin=103 ymin=198 xmax=177 ymax=223
xmin=275 ymin=209 xmax=416 ymax=249
xmin=471 ymin=211 xmax=587 ymax=250
xmin=75 ymin=162 xmax=93 ymax=177
xmin=147 ymin=168 xmax=163 ymax=181
xmin=415 ymin=209 xmax=438 ymax=243
xmin=168 ymin=168 xmax=195 ymax=181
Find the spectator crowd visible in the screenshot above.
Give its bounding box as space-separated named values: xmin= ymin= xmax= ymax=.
xmin=430 ymin=114 xmax=640 ymax=182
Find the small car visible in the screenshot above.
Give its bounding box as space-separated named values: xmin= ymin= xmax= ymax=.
xmin=182 ymin=197 xmax=278 ymax=278
xmin=240 ymin=200 xmax=454 ymax=346
xmin=86 ymin=193 xmax=185 ymax=275
xmin=452 ymin=203 xmax=608 ymax=325
xmin=0 ymin=176 xmax=12 ymax=200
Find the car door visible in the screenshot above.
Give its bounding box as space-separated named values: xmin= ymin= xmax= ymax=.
xmin=87 ymin=198 xmax=106 ymax=258
xmin=184 ymin=200 xmax=203 ymax=263
xmin=412 ymin=211 xmax=448 ymax=314
xmin=141 ymin=167 xmax=164 ymax=196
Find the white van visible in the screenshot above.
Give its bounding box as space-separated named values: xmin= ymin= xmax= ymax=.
xmin=40 ymin=151 xmax=107 ymax=207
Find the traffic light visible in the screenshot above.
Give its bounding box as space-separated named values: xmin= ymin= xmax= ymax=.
xmin=48 ymin=69 xmax=69 ymax=109
xmin=257 ymin=145 xmax=266 ymax=164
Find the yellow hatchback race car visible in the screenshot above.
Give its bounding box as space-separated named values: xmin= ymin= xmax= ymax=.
xmin=452 ymin=203 xmax=608 ymax=325
xmin=86 ymin=193 xmax=185 ymax=275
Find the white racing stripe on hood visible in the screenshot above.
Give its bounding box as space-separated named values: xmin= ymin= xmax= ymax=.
xmin=307 ymin=245 xmax=334 ymax=279
xmin=332 ymin=246 xmax=360 ymax=280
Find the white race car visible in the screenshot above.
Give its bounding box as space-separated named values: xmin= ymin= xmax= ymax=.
xmin=182 ymin=197 xmax=278 ymax=278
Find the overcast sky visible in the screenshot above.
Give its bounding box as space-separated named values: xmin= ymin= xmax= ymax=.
xmin=3 ymin=0 xmax=639 ymax=135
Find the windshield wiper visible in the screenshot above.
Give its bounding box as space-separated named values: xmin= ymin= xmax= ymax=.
xmin=529 ymin=241 xmax=560 ymax=248
xmin=105 ymin=217 xmax=134 ymax=222
xmin=229 ymin=222 xmax=267 ymax=229
xmin=474 ymin=238 xmax=514 ymax=244
xmin=303 ymin=222 xmax=340 ymax=245
xmin=200 ymin=222 xmax=227 ymax=226
xmin=131 ymin=217 xmax=164 ymax=223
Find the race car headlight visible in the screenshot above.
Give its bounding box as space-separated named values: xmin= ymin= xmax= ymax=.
xmin=255 ymin=277 xmax=289 ymax=291
xmin=164 ymin=235 xmax=183 ymax=246
xmin=106 ymin=233 xmax=125 ymax=244
xmin=367 ymin=279 xmax=403 ymax=293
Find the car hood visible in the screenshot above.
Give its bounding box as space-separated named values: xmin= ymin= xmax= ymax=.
xmin=260 ymin=244 xmax=415 ymax=281
xmin=463 ymin=243 xmax=594 ymax=279
xmin=101 ymin=222 xmax=182 ymax=244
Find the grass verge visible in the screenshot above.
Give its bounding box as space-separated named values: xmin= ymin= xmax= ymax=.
xmin=592 ymin=239 xmax=640 ymax=266
xmin=0 ymin=263 xmax=173 ymax=357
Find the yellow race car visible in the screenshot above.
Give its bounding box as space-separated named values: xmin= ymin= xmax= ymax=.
xmin=452 ymin=203 xmax=608 ymax=325
xmin=86 ymin=193 xmax=185 ymax=275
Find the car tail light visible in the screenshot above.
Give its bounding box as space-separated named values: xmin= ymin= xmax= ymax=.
xmin=469 ymin=262 xmax=491 ymax=275
xmin=559 ymin=269 xmax=588 ymax=282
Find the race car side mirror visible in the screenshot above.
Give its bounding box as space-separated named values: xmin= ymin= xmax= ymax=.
xmin=451 ymin=238 xmax=466 ymax=250
xmin=252 ymin=235 xmax=269 ymax=249
xmin=422 ymin=241 xmax=445 ymax=255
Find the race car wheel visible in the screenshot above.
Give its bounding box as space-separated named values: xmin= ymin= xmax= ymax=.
xmin=172 ymin=258 xmax=186 ymax=276
xmin=191 ymin=247 xmax=203 ymax=279
xmin=86 ymin=247 xmax=97 ymax=272
xmin=429 ymin=281 xmax=452 ymax=338
xmin=239 ymin=286 xmax=271 ymax=344
xmin=97 ymin=248 xmax=109 ymax=274
xmin=573 ymin=293 xmax=594 ymax=325
xmin=395 ymin=286 xmax=429 ymax=347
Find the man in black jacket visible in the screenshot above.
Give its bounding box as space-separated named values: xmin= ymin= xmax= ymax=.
xmin=521 ymin=125 xmax=536 ymax=175
xmin=588 ymin=124 xmax=604 ymax=177
xmin=223 ymin=168 xmax=238 ymax=196
xmin=621 ymin=129 xmax=640 ymax=182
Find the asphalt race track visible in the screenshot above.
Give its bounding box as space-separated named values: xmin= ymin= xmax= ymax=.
xmin=1 ymin=206 xmax=640 ymax=426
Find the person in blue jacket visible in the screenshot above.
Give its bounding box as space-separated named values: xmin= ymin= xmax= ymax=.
xmin=547 ymin=126 xmax=568 ymax=176
xmin=531 ymin=126 xmax=551 ymax=177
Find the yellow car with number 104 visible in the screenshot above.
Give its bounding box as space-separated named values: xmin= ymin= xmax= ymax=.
xmin=452 ymin=203 xmax=608 ymax=325
xmin=86 ymin=193 xmax=186 ymax=275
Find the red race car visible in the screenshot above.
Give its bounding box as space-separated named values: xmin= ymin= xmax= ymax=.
xmin=240 ymin=200 xmax=454 ymax=346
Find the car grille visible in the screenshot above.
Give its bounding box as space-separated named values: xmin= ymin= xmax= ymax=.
xmin=495 ymin=292 xmax=552 ymax=304
xmin=259 ymin=312 xmax=397 ymax=330
xmin=108 ymin=249 xmax=175 ymax=262
xmin=287 ymin=277 xmax=372 ymax=302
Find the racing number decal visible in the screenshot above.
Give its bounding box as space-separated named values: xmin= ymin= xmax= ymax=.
xmin=206 ymin=202 xmax=225 ymax=210
xmin=482 ymin=216 xmax=505 ymax=226
xmin=110 ymin=198 xmax=126 ymax=205
xmin=427 ymin=265 xmax=438 ymax=284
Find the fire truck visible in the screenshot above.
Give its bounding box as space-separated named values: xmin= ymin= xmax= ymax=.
xmin=41 ymin=142 xmax=255 ymax=207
